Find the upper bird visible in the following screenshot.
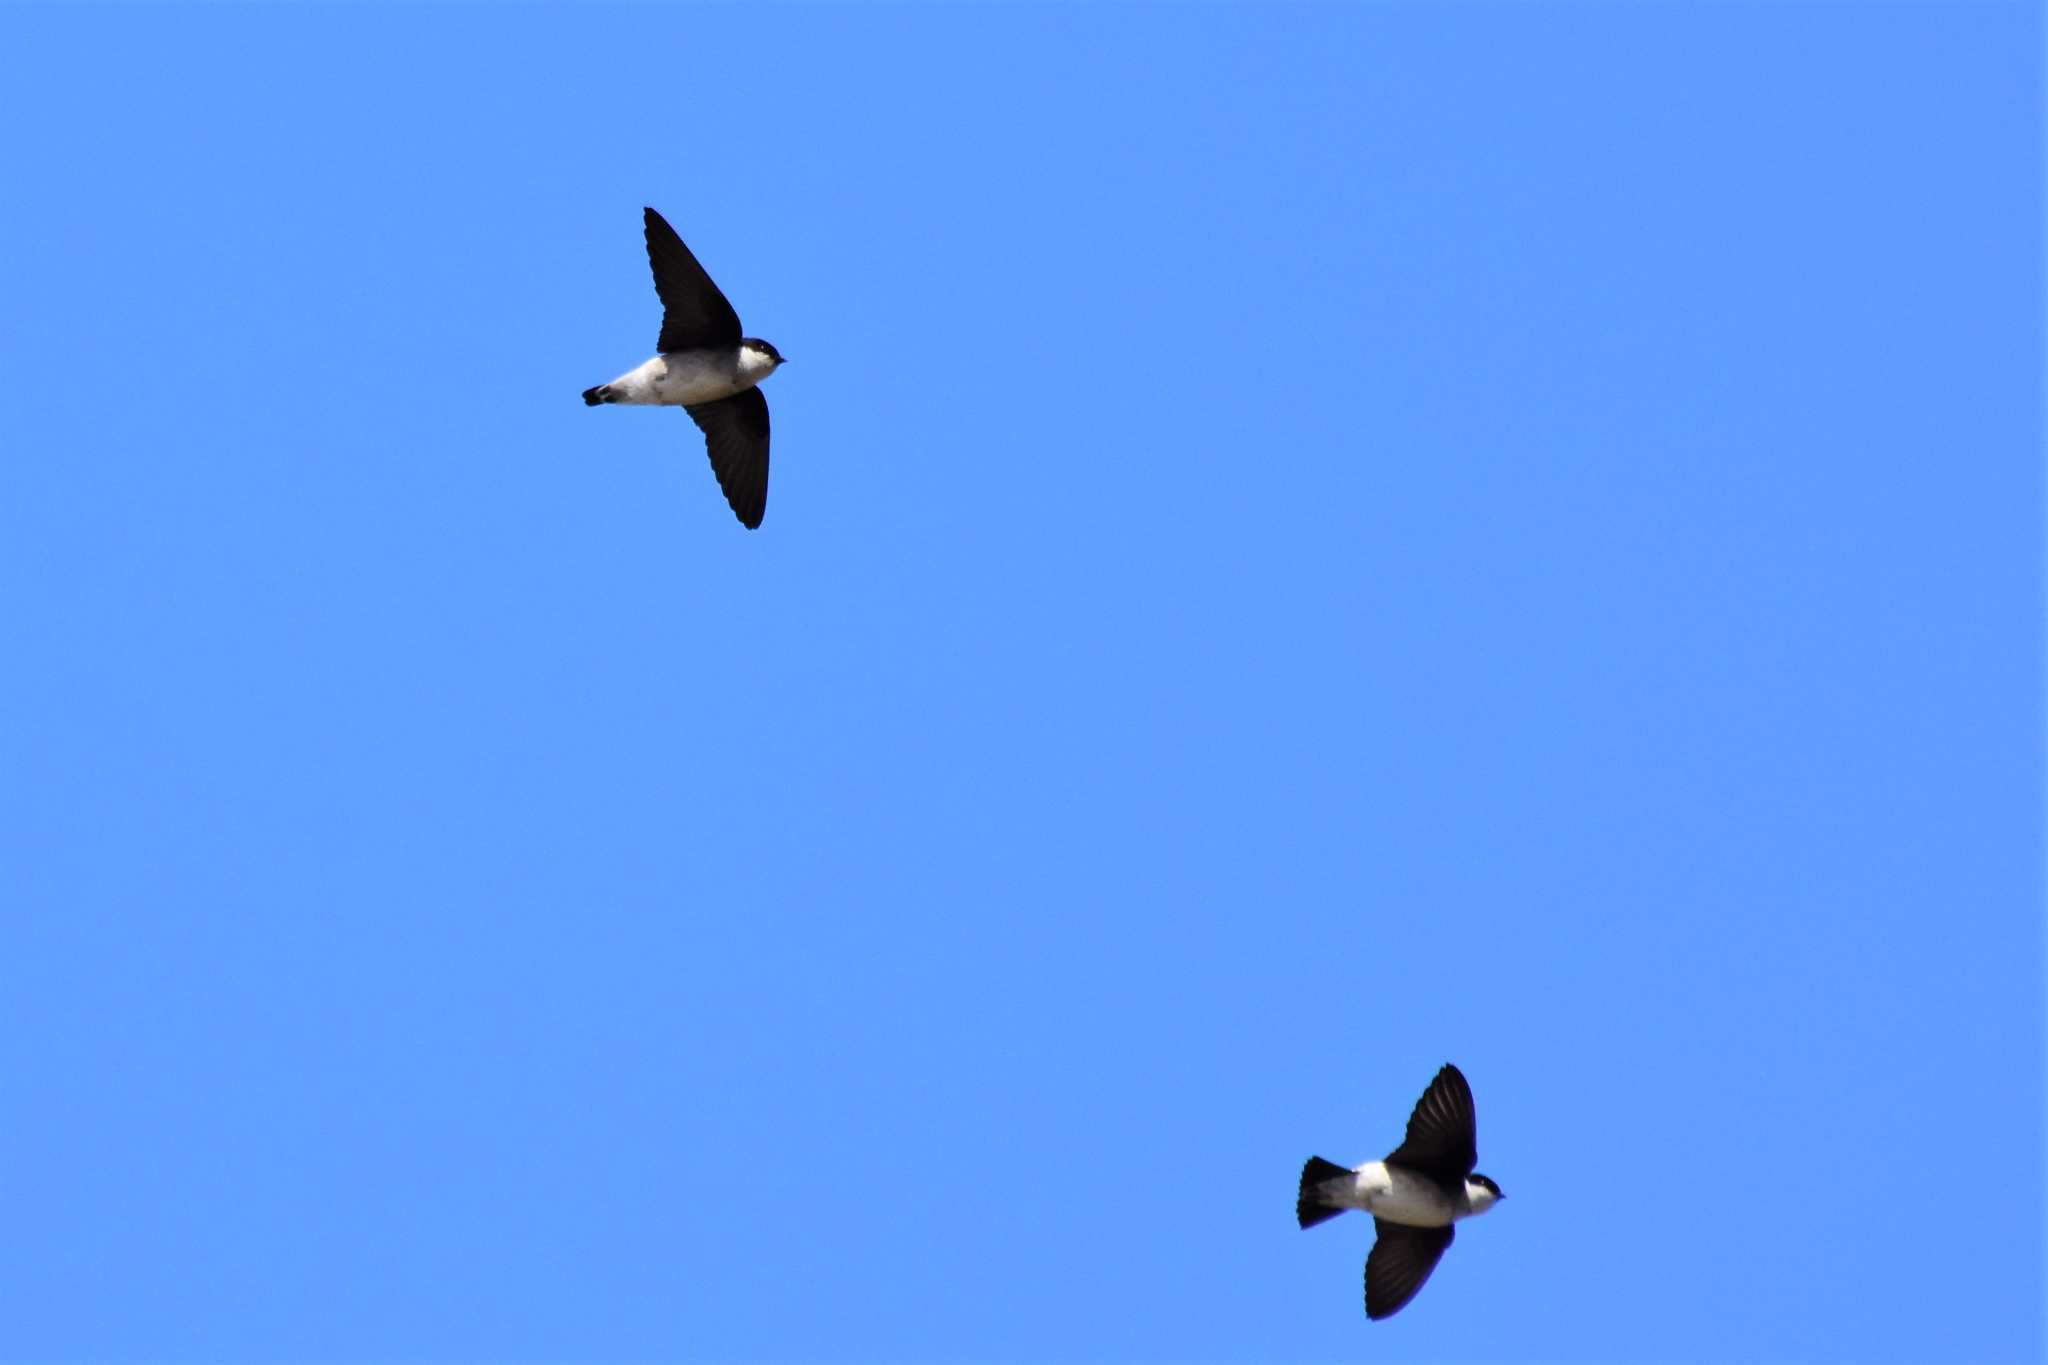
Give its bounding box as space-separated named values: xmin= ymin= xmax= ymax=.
xmin=1297 ymin=1063 xmax=1504 ymax=1321
xmin=582 ymin=207 xmax=786 ymax=529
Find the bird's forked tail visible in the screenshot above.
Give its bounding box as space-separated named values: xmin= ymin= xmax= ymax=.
xmin=1297 ymin=1156 xmax=1353 ymax=1229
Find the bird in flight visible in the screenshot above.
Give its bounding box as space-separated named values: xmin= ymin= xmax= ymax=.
xmin=1297 ymin=1063 xmax=1505 ymax=1320
xmin=582 ymin=207 xmax=786 ymax=529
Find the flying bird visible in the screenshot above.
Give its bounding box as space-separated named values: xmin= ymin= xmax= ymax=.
xmin=582 ymin=207 xmax=786 ymax=529
xmin=1297 ymin=1063 xmax=1504 ymax=1320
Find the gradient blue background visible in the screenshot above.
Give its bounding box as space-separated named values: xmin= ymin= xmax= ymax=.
xmin=3 ymin=5 xmax=2041 ymax=1361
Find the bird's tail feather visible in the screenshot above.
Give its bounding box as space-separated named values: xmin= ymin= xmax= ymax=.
xmin=582 ymin=385 xmax=611 ymax=406
xmin=1298 ymin=1156 xmax=1352 ymax=1229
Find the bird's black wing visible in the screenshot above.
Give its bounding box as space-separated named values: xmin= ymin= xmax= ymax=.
xmin=1364 ymin=1220 xmax=1455 ymax=1320
xmin=645 ymin=207 xmax=743 ymax=353
xmin=1383 ymin=1063 xmax=1479 ymax=1183
xmin=685 ymin=386 xmax=770 ymax=529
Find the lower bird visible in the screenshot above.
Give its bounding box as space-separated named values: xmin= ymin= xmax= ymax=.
xmin=1297 ymin=1062 xmax=1504 ymax=1320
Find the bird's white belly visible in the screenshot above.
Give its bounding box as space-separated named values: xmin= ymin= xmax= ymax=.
xmin=607 ymin=352 xmax=749 ymax=407
xmin=1343 ymin=1162 xmax=1458 ymax=1227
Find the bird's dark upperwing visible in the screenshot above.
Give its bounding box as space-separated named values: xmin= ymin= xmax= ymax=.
xmin=1383 ymin=1063 xmax=1479 ymax=1184
xmin=1364 ymin=1221 xmax=1454 ymax=1320
xmin=645 ymin=207 xmax=743 ymax=354
xmin=685 ymin=387 xmax=770 ymax=530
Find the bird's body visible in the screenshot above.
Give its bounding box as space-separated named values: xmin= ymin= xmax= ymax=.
xmin=1304 ymin=1160 xmax=1473 ymax=1229
xmin=586 ymin=344 xmax=783 ymax=409
xmin=581 ymin=207 xmax=785 ymax=529
xmin=1297 ymin=1063 xmax=1504 ymax=1321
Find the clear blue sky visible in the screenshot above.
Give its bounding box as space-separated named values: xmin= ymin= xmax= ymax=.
xmin=2 ymin=5 xmax=2040 ymax=1361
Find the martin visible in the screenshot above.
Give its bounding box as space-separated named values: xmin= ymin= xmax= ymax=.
xmin=1296 ymin=1063 xmax=1504 ymax=1320
xmin=582 ymin=207 xmax=786 ymax=529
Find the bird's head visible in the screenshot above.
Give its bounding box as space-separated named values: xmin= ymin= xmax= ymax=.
xmin=741 ymin=338 xmax=787 ymax=378
xmin=1464 ymin=1173 xmax=1504 ymax=1214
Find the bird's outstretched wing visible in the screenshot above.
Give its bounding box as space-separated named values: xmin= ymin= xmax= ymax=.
xmin=1365 ymin=1220 xmax=1455 ymax=1320
xmin=1383 ymin=1063 xmax=1478 ymax=1184
xmin=645 ymin=207 xmax=743 ymax=354
xmin=685 ymin=387 xmax=770 ymax=529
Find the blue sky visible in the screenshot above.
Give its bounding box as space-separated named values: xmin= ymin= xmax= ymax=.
xmin=2 ymin=4 xmax=2040 ymax=1361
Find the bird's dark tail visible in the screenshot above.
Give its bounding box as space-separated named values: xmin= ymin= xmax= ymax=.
xmin=1298 ymin=1156 xmax=1353 ymax=1229
xmin=582 ymin=385 xmax=611 ymax=406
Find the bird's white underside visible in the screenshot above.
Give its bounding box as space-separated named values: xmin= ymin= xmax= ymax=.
xmin=602 ymin=347 xmax=778 ymax=407
xmin=1320 ymin=1161 xmax=1494 ymax=1228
